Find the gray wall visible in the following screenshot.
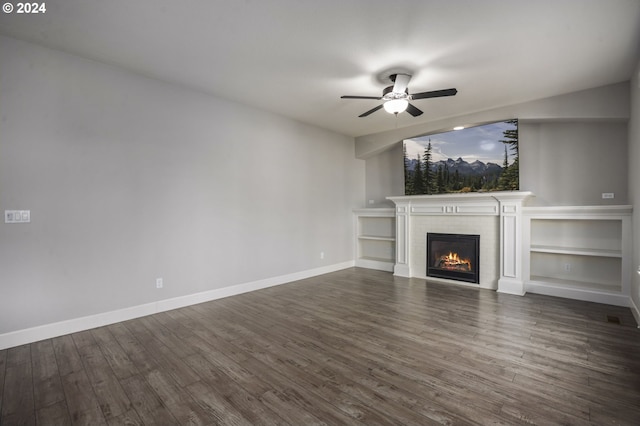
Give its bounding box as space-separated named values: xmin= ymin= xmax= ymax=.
xmin=0 ymin=36 xmax=364 ymax=335
xmin=364 ymin=143 xmax=403 ymax=207
xmin=519 ymin=121 xmax=628 ymax=206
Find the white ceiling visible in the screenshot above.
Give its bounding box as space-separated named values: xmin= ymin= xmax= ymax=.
xmin=1 ymin=0 xmax=639 ymax=137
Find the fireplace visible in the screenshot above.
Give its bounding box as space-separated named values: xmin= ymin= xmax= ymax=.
xmin=427 ymin=233 xmax=480 ymax=284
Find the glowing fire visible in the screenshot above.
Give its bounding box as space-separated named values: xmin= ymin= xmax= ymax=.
xmin=435 ymin=252 xmax=472 ymax=271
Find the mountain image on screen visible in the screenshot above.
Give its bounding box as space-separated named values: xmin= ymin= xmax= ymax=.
xmin=403 ymin=119 xmax=518 ymax=194
xmin=405 ymin=157 xmax=503 ymax=175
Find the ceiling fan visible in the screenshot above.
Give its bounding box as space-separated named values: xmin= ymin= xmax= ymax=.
xmin=341 ymin=73 xmax=457 ymax=117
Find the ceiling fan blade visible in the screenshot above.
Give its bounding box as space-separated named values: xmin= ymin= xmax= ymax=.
xmin=341 ymin=95 xmax=382 ymax=100
xmin=392 ymin=74 xmax=411 ymax=94
xmin=410 ymin=88 xmax=458 ymax=100
xmin=406 ymin=103 xmax=423 ymax=117
xmin=358 ymin=104 xmax=383 ymax=117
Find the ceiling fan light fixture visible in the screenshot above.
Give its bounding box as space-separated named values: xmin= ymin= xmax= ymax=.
xmin=341 ymin=74 xmax=456 ymax=118
xmin=383 ymin=98 xmax=409 ymax=114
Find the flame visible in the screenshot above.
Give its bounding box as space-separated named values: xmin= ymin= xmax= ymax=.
xmin=439 ymin=252 xmax=472 ymax=270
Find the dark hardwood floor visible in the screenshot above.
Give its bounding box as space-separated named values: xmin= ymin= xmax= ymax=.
xmin=1 ymin=267 xmax=639 ymax=425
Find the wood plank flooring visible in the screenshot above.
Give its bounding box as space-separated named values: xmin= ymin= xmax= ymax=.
xmin=1 ymin=267 xmax=639 ymax=425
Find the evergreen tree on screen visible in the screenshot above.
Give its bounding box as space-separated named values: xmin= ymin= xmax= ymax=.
xmin=436 ymin=164 xmax=445 ymax=193
xmin=452 ymin=169 xmax=461 ymax=190
xmin=498 ymin=119 xmax=519 ymax=190
xmin=403 ymin=144 xmax=412 ymax=194
xmin=502 ymin=145 xmax=509 ymax=169
xmin=411 ymin=154 xmax=425 ymax=194
xmin=443 ymin=165 xmax=450 ymax=191
xmin=498 ymin=146 xmax=510 ymax=190
xmin=499 ymin=156 xmax=519 ymax=190
xmin=501 ymin=119 xmax=519 ymax=156
xmin=422 ymin=141 xmax=436 ymax=194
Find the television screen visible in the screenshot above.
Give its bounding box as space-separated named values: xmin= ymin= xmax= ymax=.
xmin=403 ymin=119 xmax=518 ymax=195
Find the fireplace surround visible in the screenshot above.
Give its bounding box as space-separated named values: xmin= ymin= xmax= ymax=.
xmin=387 ymin=191 xmax=534 ymax=294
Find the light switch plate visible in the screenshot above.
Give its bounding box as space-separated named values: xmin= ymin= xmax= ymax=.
xmin=5 ymin=210 xmax=31 ymax=223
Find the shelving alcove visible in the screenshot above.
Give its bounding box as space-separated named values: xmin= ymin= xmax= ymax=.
xmin=353 ymin=208 xmax=396 ymax=272
xmin=523 ymin=205 xmax=632 ymax=306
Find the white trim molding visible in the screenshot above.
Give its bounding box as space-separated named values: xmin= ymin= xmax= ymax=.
xmin=0 ymin=261 xmax=354 ymax=350
xmin=494 ymin=193 xmax=531 ymax=295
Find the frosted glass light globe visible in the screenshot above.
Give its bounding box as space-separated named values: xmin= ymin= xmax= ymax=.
xmin=383 ymin=99 xmax=409 ymax=114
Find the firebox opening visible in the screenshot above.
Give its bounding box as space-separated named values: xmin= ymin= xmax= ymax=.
xmin=427 ymin=233 xmax=480 ymax=284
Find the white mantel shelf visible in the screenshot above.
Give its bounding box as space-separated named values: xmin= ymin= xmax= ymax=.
xmin=387 ymin=191 xmax=534 ymax=296
xmin=387 ymin=191 xmax=534 ymax=215
xmin=387 ymin=191 xmax=535 ymax=203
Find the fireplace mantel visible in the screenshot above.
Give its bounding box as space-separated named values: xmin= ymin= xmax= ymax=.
xmin=387 ymin=191 xmax=534 ymax=295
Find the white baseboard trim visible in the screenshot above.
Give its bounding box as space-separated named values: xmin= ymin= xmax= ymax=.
xmin=393 ymin=264 xmax=411 ymax=277
xmin=0 ymin=261 xmax=354 ymax=350
xmin=354 ymin=258 xmax=394 ymax=272
xmin=497 ymin=278 xmax=526 ymax=296
xmin=630 ymin=296 xmax=640 ymax=328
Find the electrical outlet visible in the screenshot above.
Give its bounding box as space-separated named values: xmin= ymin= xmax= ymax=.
xmin=320 ymin=252 xmax=325 ymax=259
xmin=156 ymin=278 xmax=163 ymax=289
xmin=602 ymin=193 xmax=614 ymax=199
xmin=563 ymin=263 xmax=572 ymax=272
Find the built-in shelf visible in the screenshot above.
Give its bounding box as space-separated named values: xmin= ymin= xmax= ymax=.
xmin=359 ymin=255 xmax=395 ymax=263
xmin=529 ymin=245 xmax=622 ymax=258
xmin=358 ymin=235 xmax=396 ymax=242
xmin=529 ymin=276 xmax=622 ymax=292
xmin=353 ymin=208 xmax=396 ymax=272
xmin=523 ymin=205 xmax=632 ymax=306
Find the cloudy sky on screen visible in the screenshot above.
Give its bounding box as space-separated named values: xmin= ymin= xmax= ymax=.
xmin=404 ymin=120 xmax=517 ymax=165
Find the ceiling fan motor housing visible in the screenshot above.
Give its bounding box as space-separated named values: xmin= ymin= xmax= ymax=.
xmin=382 ymin=85 xmax=409 ymax=101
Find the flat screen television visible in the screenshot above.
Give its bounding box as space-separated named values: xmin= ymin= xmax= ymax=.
xmin=403 ymin=119 xmax=518 ymax=195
